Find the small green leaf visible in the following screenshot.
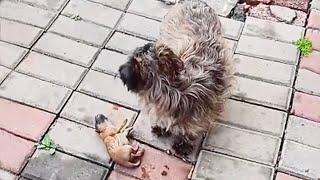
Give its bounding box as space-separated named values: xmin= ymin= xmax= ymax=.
xmin=295 ymin=38 xmax=313 ymax=57
xmin=48 ymin=148 xmax=56 ymax=155
xmin=37 ymin=144 xmax=46 ymax=149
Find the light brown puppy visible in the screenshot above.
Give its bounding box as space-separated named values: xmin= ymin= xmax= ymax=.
xmin=95 ymin=114 xmax=144 ymax=168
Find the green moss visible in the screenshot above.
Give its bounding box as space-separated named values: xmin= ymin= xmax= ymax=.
xmin=295 ymin=38 xmax=313 ymax=57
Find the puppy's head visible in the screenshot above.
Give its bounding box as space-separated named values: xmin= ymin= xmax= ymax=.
xmin=119 ymin=43 xmax=184 ymax=93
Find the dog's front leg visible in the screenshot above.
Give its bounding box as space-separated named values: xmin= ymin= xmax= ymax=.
xmin=172 ymin=135 xmax=194 ymax=156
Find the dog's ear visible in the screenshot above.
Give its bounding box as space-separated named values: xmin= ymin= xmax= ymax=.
xmin=156 ymin=45 xmax=184 ymax=76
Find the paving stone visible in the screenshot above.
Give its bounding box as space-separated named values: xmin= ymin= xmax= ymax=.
xmin=0 ymin=41 xmax=26 ymax=68
xmin=242 ymin=17 xmax=304 ymax=43
xmin=49 ymin=15 xmax=111 ymax=46
xmin=311 ymin=0 xmax=320 ymax=11
xmin=279 ymin=140 xmax=320 ymax=179
xmin=286 ymin=116 xmax=320 ymax=149
xmin=128 ymin=0 xmax=171 ymax=20
xmin=307 ymin=10 xmax=320 ymax=30
xmin=220 ymin=17 xmax=244 ymax=40
xmin=132 ymin=113 xmax=202 ymax=162
xmin=275 ymin=172 xmax=302 ymax=180
xmin=225 ymin=39 xmax=237 ymax=54
xmin=203 ymin=123 xmax=280 ymax=165
xmin=192 ymin=150 xmax=274 ymax=180
xmin=108 ymin=171 xmax=135 ymax=180
xmin=295 ymin=69 xmax=320 ymax=96
xmin=233 ymin=76 xmax=291 ymax=110
xmin=0 ymin=98 xmax=55 ymax=141
xmin=0 ymin=130 xmax=34 ymax=173
xmin=115 ymin=144 xmax=192 ymax=180
xmin=236 ymin=35 xmax=299 ymax=65
xmin=16 ymin=52 xmax=86 ymax=89
xmin=0 ymin=19 xmax=43 ymax=48
xmin=0 ymin=0 xmax=55 ymax=28
xmin=63 ymin=0 xmax=122 ymax=28
xmin=78 ymin=70 xmax=139 ymax=109
xmin=270 ymin=5 xmax=297 ymax=24
xmin=118 ymin=13 xmax=161 ymax=40
xmin=92 ymin=49 xmax=127 ymax=75
xmin=106 ymin=32 xmax=149 ymax=54
xmin=22 ymin=149 xmax=108 ymax=180
xmin=0 ymin=169 xmax=16 ymax=180
xmin=61 ymin=92 xmax=137 ymax=128
xmin=300 ymin=50 xmax=320 ymax=75
xmin=48 ymin=118 xmax=110 ymax=166
xmin=21 ymin=0 xmax=67 ymax=10
xmin=221 ymin=99 xmax=286 ymax=137
xmin=234 ymin=54 xmax=294 ymax=86
xmin=90 ymin=0 xmax=130 ymax=10
xmin=0 ymin=72 xmax=71 ymax=113
xmin=0 ymin=66 xmax=10 ymax=82
xmin=305 ymin=29 xmax=320 ymax=51
xmin=273 ymin=0 xmax=310 ymax=12
xmin=34 ymin=33 xmax=99 ymax=67
xmin=203 ymin=0 xmax=238 ymax=17
xmin=292 ymin=92 xmax=320 ymax=123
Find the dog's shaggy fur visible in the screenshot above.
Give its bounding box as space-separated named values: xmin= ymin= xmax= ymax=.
xmin=119 ymin=0 xmax=233 ymax=155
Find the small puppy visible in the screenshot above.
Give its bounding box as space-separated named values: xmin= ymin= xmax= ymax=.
xmin=95 ymin=114 xmax=144 ymax=167
xmin=119 ymin=0 xmax=233 ymax=155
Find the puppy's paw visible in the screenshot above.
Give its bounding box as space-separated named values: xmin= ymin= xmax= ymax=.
xmin=151 ymin=126 xmax=172 ymax=137
xmin=172 ymin=138 xmax=193 ymax=156
xmin=95 ymin=114 xmax=108 ymax=132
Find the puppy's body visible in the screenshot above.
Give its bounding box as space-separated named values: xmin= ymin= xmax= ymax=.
xmin=95 ymin=114 xmax=144 ymax=167
xmin=119 ymin=0 xmax=233 ymax=155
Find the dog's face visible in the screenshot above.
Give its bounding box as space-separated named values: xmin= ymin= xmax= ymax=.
xmin=119 ymin=43 xmax=184 ymax=93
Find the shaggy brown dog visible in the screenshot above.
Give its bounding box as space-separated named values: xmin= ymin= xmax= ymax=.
xmin=119 ymin=0 xmax=233 ymax=155
xmin=95 ymin=114 xmax=144 ymax=167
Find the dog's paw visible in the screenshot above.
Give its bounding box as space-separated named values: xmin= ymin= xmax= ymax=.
xmin=172 ymin=138 xmax=193 ymax=156
xmin=94 ymin=114 xmax=108 ymax=132
xmin=151 ymin=126 xmax=172 ymax=137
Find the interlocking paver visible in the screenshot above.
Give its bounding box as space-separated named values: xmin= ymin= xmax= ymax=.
xmin=273 ymin=0 xmax=310 ymax=12
xmin=234 ymin=54 xmax=295 ymax=86
xmin=305 ymin=29 xmax=320 ymax=51
xmin=0 ymin=41 xmax=27 ymax=68
xmin=311 ymin=0 xmax=320 ymax=11
xmin=233 ymin=76 xmax=292 ymax=110
xmin=292 ymin=92 xmax=320 ymax=122
xmin=34 ymin=33 xmax=99 ymax=67
xmin=92 ymin=49 xmax=127 ymax=75
xmin=307 ymin=10 xmax=320 ymax=29
xmin=0 ymin=66 xmax=10 ymax=82
xmin=132 ymin=113 xmax=202 ymax=161
xmin=0 ymin=169 xmax=16 ymax=180
xmin=22 ymin=149 xmax=108 ymax=180
xmin=0 ymin=18 xmax=43 ymax=48
xmin=286 ymin=116 xmax=320 ymax=149
xmin=115 ymin=143 xmax=192 ymax=180
xmin=295 ymin=69 xmax=320 ymax=96
xmin=108 ymin=171 xmax=135 ymax=180
xmin=62 ymin=0 xmax=122 ymax=28
xmin=61 ymin=92 xmax=137 ymax=127
xmin=128 ymin=0 xmax=171 ymax=20
xmin=48 ymin=118 xmax=110 ymax=166
xmin=118 ymin=13 xmax=161 ymax=40
xmin=275 ymin=173 xmax=302 ymax=180
xmin=242 ymin=17 xmax=304 ymax=43
xmin=221 ymin=99 xmax=286 ymax=137
xmin=78 ymin=70 xmax=139 ymax=109
xmin=300 ymin=51 xmax=320 ymax=74
xmin=236 ymin=35 xmax=299 ymax=64
xmin=279 ymin=140 xmax=320 ymax=179
xmin=90 ymin=0 xmax=130 ymax=10
xmin=0 ymin=72 xmax=71 ymax=113
xmin=0 ymin=98 xmax=55 ymax=141
xmin=220 ymin=17 xmax=244 ymax=40
xmin=22 ymin=0 xmax=67 ymax=10
xmin=0 ymin=129 xmax=34 ymax=173
xmin=16 ymin=52 xmax=86 ymax=89
xmin=225 ymin=39 xmax=237 ymax=54
xmin=106 ymin=32 xmax=149 ymax=54
xmin=49 ymin=15 xmax=111 ymax=46
xmin=203 ymin=0 xmax=238 ymax=17
xmin=0 ymin=0 xmax=55 ymax=28
xmin=203 ymin=123 xmax=280 ymax=165
xmin=192 ymin=150 xmax=274 ymax=180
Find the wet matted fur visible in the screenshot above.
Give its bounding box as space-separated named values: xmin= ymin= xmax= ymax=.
xmin=119 ymin=0 xmax=233 ymax=155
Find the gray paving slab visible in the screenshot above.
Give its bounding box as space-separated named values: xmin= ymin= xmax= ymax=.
xmin=90 ymin=0 xmax=130 ymax=10
xmin=203 ymin=0 xmax=238 ymax=17
xmin=220 ymin=16 xmax=244 ymax=40
xmin=0 ymin=169 xmax=16 ymax=180
xmin=0 ymin=66 xmax=10 ymax=83
xmin=128 ymin=0 xmax=171 ymax=20
xmin=92 ymin=49 xmax=127 ymax=75
xmin=0 ymin=41 xmax=27 ymax=68
xmin=21 ymin=0 xmax=67 ymax=10
xmin=295 ymin=69 xmax=320 ymax=97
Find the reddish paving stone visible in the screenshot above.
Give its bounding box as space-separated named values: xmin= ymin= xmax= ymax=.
xmin=291 ymin=92 xmax=320 ymax=123
xmin=300 ymin=51 xmax=320 ymax=74
xmin=108 ymin=171 xmax=136 ymax=180
xmin=275 ymin=172 xmax=302 ymax=180
xmin=305 ymin=29 xmax=320 ymax=51
xmin=0 ymin=130 xmax=34 ymax=173
xmin=272 ymin=0 xmax=310 ymax=12
xmin=307 ymin=10 xmax=320 ymax=29
xmin=115 ymin=144 xmax=192 ymax=180
xmin=0 ymin=98 xmax=55 ymax=141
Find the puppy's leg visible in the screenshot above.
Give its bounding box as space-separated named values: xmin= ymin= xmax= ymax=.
xmin=172 ymin=136 xmax=194 ymax=156
xmin=113 ymin=145 xmax=141 ymax=168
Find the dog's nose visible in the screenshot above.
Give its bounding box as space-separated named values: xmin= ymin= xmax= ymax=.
xmin=119 ymin=64 xmax=129 ymax=84
xmin=95 ymin=114 xmax=107 ymax=130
